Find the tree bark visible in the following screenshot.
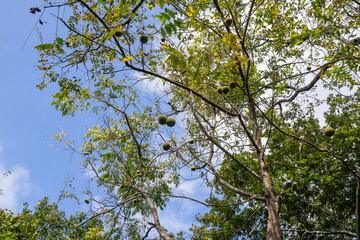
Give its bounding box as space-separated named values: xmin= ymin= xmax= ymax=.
xmin=143 ymin=193 xmax=172 ymax=240
xmin=245 ymin=78 xmax=283 ymax=240
xmin=257 ymin=147 xmax=283 ymax=240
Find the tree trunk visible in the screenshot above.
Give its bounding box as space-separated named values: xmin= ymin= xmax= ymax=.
xmin=259 ymin=151 xmax=283 ymax=240
xmin=245 ymin=81 xmax=283 ymax=240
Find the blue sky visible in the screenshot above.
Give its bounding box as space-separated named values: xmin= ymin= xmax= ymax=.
xmin=0 ymin=0 xmax=96 ymax=212
xmin=0 ymin=1 xmax=208 ymax=236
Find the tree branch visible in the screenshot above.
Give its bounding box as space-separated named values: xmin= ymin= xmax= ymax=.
xmin=76 ymin=196 xmax=139 ymax=228
xmin=242 ymin=0 xmax=256 ymax=42
xmin=282 ymin=229 xmax=357 ymax=237
xmin=272 ymin=64 xmax=331 ymax=107
xmin=193 ymin=107 xmax=263 ymax=182
xmin=191 ymin=108 xmax=265 ymax=201
xmin=156 ymin=193 xmax=259 ymax=207
xmin=131 ymin=185 xmax=172 ymax=240
xmin=141 ymin=225 xmax=155 ymax=240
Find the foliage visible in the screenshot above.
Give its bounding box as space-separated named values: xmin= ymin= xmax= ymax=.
xmin=31 ymin=0 xmax=360 ymax=239
xmin=0 ymin=197 xmax=105 ymax=239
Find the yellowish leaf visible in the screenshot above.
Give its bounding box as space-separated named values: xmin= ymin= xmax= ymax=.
xmin=236 ymin=56 xmax=250 ymax=63
xmin=120 ymin=56 xmax=133 ymax=62
xmin=216 ymin=55 xmax=220 ymax=63
xmin=146 ymin=4 xmax=154 ymax=9
xmin=38 ymin=65 xmax=54 ymax=71
xmin=139 ymin=49 xmax=146 ymax=56
xmin=161 ymin=44 xmax=170 ymax=50
xmin=115 ymin=25 xmax=123 ymax=31
xmin=229 ymin=33 xmax=241 ymax=42
xmin=186 ymin=6 xmax=194 ymax=17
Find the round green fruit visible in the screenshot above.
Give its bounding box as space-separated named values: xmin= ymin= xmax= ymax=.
xmin=115 ymin=31 xmax=122 ymax=37
xmin=217 ymin=87 xmax=223 ymax=94
xmin=166 ymin=118 xmax=176 ymax=127
xmin=235 ymin=1 xmax=242 ymax=7
xmin=191 ymin=166 xmax=196 ymax=171
xmin=162 ymin=142 xmax=171 ymax=150
xmin=229 ymin=81 xmax=237 ymax=89
xmin=158 ymin=115 xmax=167 ymax=125
xmin=307 ymin=66 xmax=311 ymax=71
xmin=140 ymin=35 xmax=149 ymax=44
xmin=323 ymin=127 xmax=335 ymax=137
xmin=188 ymin=138 xmax=195 ymax=144
xmin=84 ymin=199 xmax=90 ymax=204
xmin=225 ymin=18 xmax=233 ymax=27
xmin=161 ymin=37 xmax=166 ymax=42
xmin=222 ymin=86 xmax=230 ymax=94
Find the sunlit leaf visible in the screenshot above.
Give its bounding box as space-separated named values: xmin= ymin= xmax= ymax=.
xmin=35 ymin=44 xmax=54 ymax=50
xmin=120 ymin=56 xmax=133 ymax=62
xmin=38 ymin=65 xmax=54 ymax=71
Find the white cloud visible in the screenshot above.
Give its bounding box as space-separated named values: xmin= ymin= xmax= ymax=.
xmin=159 ymin=210 xmax=192 ymax=233
xmin=177 ymin=180 xmax=199 ymax=195
xmin=130 ymin=71 xmax=170 ymax=95
xmin=83 ymin=167 xmax=97 ymax=179
xmin=158 ymin=199 xmax=197 ymax=234
xmin=138 ymin=77 xmax=169 ymax=95
xmin=0 ymin=164 xmax=33 ymax=211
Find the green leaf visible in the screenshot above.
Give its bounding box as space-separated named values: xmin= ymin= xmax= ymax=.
xmin=149 ymin=60 xmax=158 ymax=66
xmin=160 ymin=12 xmax=171 ymax=21
xmin=170 ymin=54 xmax=179 ymax=69
xmin=156 ymin=15 xmax=166 ymax=24
xmin=165 ymin=8 xmax=175 ymax=18
xmin=165 ymin=24 xmax=172 ymax=36
xmin=56 ymin=37 xmax=64 ymax=45
xmin=161 ymin=27 xmax=166 ymax=37
xmin=35 ymin=44 xmax=54 ymax=50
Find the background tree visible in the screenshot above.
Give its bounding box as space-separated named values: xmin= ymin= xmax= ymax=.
xmin=33 ymin=0 xmax=360 ymax=239
xmin=0 ymin=197 xmax=105 ymax=239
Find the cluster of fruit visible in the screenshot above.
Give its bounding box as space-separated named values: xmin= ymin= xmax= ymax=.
xmin=158 ymin=115 xmax=197 ymax=171
xmin=158 ymin=115 xmax=176 ymax=151
xmin=158 ymin=115 xmax=175 ymax=127
xmin=217 ymin=81 xmax=237 ymax=95
xmin=158 ymin=115 xmax=195 ymax=150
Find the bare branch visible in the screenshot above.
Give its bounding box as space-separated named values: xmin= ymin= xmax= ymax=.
xmin=76 ymin=196 xmax=139 ymax=228
xmin=272 ymin=64 xmax=331 ymax=107
xmin=243 ymin=0 xmax=256 ymax=42
xmin=245 ymin=219 xmax=268 ymax=240
xmin=141 ymin=225 xmax=155 ymax=240
xmin=191 ymin=107 xmax=265 ymax=201
xmin=193 ymin=108 xmax=263 ymax=182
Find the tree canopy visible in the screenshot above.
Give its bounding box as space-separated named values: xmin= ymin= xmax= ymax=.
xmin=27 ymin=0 xmax=360 ymax=239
